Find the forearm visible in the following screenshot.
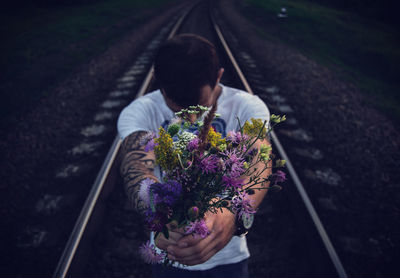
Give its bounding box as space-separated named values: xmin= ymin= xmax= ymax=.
xmin=244 ymin=138 xmax=272 ymax=210
xmin=120 ymin=131 xmax=158 ymax=212
xmin=166 ymin=140 xmax=272 ymax=265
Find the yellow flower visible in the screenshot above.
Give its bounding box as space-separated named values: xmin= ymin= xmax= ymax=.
xmin=154 ymin=127 xmax=180 ymax=170
xmin=207 ymin=127 xmax=225 ymax=148
xmin=243 ymin=118 xmax=267 ymax=138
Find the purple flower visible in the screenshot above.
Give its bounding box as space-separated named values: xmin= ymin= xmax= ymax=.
xmin=226 ymin=131 xmax=249 ymax=144
xmin=144 ymin=138 xmax=157 ymax=152
xmin=187 ymin=137 xmax=200 ymax=152
xmin=185 ymin=219 xmax=210 ymax=238
xmin=223 ymin=149 xmax=244 ymax=167
xmin=151 ymin=180 xmax=182 ymax=206
xmin=232 ymin=192 xmax=256 ymax=219
xmin=230 ymin=163 xmax=245 ymax=178
xmin=226 ymin=131 xmax=239 ymax=143
xmin=245 ymin=148 xmax=258 ymax=162
xmin=144 ymin=209 xmax=167 ymax=232
xmin=140 ymin=132 xmax=156 ymax=145
xmin=222 ymin=175 xmax=245 ymax=191
xmin=199 ymin=154 xmax=219 ymax=174
xmin=274 ymin=170 xmax=286 ymax=184
xmin=139 ymin=240 xmax=165 ymax=264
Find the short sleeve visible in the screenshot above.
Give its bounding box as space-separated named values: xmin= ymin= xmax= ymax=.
xmin=117 ymin=99 xmax=151 ymax=139
xmin=240 ymin=94 xmax=270 ymax=125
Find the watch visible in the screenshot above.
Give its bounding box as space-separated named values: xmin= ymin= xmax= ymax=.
xmin=234 ymin=213 xmax=254 ymax=236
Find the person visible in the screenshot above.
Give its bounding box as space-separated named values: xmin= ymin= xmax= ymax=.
xmin=118 ymin=34 xmax=271 ymax=278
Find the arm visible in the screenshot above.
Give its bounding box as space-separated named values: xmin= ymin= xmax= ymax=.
xmin=243 ymin=138 xmax=271 ymax=208
xmin=167 ymin=138 xmax=271 ymax=265
xmin=119 ymin=131 xmax=157 ymax=212
xmin=120 ymin=131 xmax=185 ymax=245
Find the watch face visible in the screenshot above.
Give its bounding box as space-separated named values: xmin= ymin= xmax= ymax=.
xmin=242 ymin=214 xmax=254 ymax=229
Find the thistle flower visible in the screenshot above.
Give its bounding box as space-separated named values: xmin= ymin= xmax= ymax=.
xmin=231 ymin=192 xmax=256 ymax=219
xmin=222 ymin=175 xmax=244 ymax=191
xmin=187 ymin=137 xmax=200 ymax=152
xmin=145 ymin=138 xmax=157 ymax=152
xmin=274 ymin=170 xmax=286 ymax=184
xmin=230 ymin=163 xmax=245 ymax=178
xmin=140 ymin=132 xmax=156 ymax=145
xmin=226 ymin=131 xmax=248 ymax=144
xmin=223 ymin=149 xmax=244 ymax=167
xmin=185 ymin=219 xmax=210 ymax=238
xmin=139 ymin=178 xmax=155 ymax=207
xmin=139 ymin=240 xmax=165 ymax=264
xmin=199 ymin=154 xmax=219 ymax=174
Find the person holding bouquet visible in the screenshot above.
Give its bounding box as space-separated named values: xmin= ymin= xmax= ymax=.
xmin=118 ymin=34 xmax=277 ymax=278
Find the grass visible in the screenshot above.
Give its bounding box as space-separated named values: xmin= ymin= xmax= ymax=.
xmin=242 ymin=0 xmax=400 ymax=122
xmin=0 ymin=0 xmax=175 ymax=131
xmin=1 ymin=0 xmax=172 ymax=66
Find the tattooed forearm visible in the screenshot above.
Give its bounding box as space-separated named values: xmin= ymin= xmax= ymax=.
xmin=120 ymin=131 xmax=157 ymax=212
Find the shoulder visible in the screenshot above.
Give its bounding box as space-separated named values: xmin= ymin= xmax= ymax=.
xmin=222 ymin=85 xmax=265 ymax=104
xmin=119 ymin=90 xmax=163 ymax=119
xmin=117 ymin=90 xmax=163 ymax=139
xmin=124 ymin=90 xmax=163 ymax=110
xmin=221 ymin=85 xmax=269 ymax=117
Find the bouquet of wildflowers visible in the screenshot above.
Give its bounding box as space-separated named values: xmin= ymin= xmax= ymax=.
xmin=138 ymin=104 xmax=286 ymax=264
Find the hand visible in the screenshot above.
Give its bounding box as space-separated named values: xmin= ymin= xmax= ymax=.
xmin=154 ymin=221 xmax=186 ymax=252
xmin=167 ymin=208 xmax=236 ymax=266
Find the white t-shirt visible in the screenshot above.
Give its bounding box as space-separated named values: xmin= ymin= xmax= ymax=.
xmin=117 ymin=84 xmax=270 ymax=270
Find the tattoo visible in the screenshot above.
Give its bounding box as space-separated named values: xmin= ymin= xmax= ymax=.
xmin=120 ymin=131 xmax=145 ymax=153
xmin=120 ymin=131 xmax=157 ymax=212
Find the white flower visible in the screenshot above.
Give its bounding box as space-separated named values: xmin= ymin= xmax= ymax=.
xmin=174 ymin=131 xmax=197 ymax=151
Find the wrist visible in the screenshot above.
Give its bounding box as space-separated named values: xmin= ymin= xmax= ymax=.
xmin=233 ymin=213 xmax=254 ymax=237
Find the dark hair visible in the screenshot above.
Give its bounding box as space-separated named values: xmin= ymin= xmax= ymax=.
xmin=154 ymin=34 xmax=220 ymax=108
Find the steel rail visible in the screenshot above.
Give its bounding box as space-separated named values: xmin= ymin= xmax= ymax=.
xmin=52 ymin=4 xmax=195 ymax=278
xmin=52 ymin=136 xmax=121 ymax=278
xmin=210 ymin=8 xmax=348 ymax=278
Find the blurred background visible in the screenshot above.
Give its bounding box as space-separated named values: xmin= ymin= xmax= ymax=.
xmin=1 ymin=0 xmax=399 ymax=277
xmin=1 ymin=0 xmax=399 ymax=130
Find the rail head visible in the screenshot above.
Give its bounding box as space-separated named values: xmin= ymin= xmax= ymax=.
xmin=52 ymin=4 xmax=196 ymax=278
xmin=54 ymin=2 xmax=348 ymax=277
xmin=209 ymin=5 xmax=348 ymax=278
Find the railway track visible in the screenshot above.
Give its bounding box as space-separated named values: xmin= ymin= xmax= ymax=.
xmin=53 ymin=1 xmax=348 ymax=277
